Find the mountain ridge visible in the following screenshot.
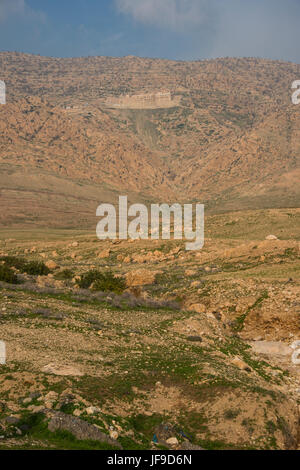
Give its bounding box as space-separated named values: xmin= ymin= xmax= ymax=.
xmin=0 ymin=52 xmax=299 ymax=227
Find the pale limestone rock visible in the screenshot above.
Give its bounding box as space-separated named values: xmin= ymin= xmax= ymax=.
xmin=45 ymin=260 xmax=58 ymax=270
xmin=231 ymin=356 xmax=251 ymax=372
xmin=166 ymin=437 xmax=179 ymax=446
xmin=265 ymin=235 xmax=278 ymax=241
xmin=42 ymin=363 xmax=84 ymax=377
xmin=187 ymin=303 xmax=206 ymax=314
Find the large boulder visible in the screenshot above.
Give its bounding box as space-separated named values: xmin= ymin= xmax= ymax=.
xmin=42 ymin=363 xmax=84 ymax=377
xmin=125 ymin=269 xmax=160 ymax=287
xmin=45 ymin=260 xmax=59 ymax=270
xmin=46 ymin=410 xmax=122 ymax=448
xmin=186 ymin=303 xmax=206 ymax=314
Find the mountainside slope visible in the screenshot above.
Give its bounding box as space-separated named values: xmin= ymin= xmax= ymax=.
xmin=0 ymin=53 xmax=299 ymax=227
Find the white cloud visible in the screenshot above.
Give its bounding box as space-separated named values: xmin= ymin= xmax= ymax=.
xmin=0 ymin=0 xmax=45 ymax=23
xmin=115 ymin=0 xmax=212 ymax=31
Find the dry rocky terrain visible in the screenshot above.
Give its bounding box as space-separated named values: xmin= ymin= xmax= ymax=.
xmin=0 ymin=53 xmax=299 ymax=450
xmin=0 ymin=53 xmax=300 ymax=228
xmin=0 ymin=210 xmax=299 ymax=450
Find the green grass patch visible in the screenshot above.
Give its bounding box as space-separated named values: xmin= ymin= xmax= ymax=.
xmin=232 ymin=290 xmax=269 ymax=332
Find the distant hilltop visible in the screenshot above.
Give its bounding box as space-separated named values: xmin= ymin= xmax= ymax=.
xmin=1 ymin=52 xmax=300 ymax=225
xmin=106 ymin=90 xmax=180 ymax=109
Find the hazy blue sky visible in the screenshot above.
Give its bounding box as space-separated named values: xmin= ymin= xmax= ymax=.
xmin=0 ymin=0 xmax=300 ymax=62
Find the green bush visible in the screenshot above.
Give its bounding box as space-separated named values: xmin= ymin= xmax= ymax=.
xmin=77 ymin=270 xmax=101 ymax=289
xmin=77 ymin=270 xmax=125 ymax=293
xmin=92 ymin=273 xmax=125 ymax=294
xmin=23 ymin=261 xmax=50 ymax=276
xmin=0 ymin=256 xmax=50 ymax=276
xmin=0 ymin=264 xmax=19 ymax=284
xmin=0 ymin=256 xmax=26 ymax=271
xmin=54 ymin=269 xmax=74 ymax=280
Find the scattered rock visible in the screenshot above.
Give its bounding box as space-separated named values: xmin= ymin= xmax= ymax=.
xmin=86 ymin=406 xmax=100 ymax=415
xmin=46 ymin=410 xmax=122 ymax=448
xmin=23 ymin=397 xmax=32 ymax=405
xmin=5 ymin=416 xmax=20 ymax=425
xmin=180 ymin=441 xmax=205 ymax=450
xmin=231 ymin=356 xmax=251 ymax=372
xmin=29 ymin=392 xmax=41 ymax=400
xmin=212 ymin=312 xmax=223 ymax=322
xmin=166 ymin=437 xmax=179 ymax=446
xmin=265 ymin=235 xmax=278 ymax=241
xmin=154 ymin=423 xmax=176 ymax=442
xmin=29 ymin=405 xmax=45 ymax=413
xmin=42 ymin=363 xmax=84 ymax=377
xmin=187 ymin=336 xmax=203 ymax=342
xmin=185 ymin=270 xmax=197 ymax=276
xmin=125 ymin=269 xmax=160 ymax=287
xmin=44 ymin=391 xmax=59 ymax=403
xmin=45 ymin=260 xmax=59 ymax=270
xmin=191 ymin=281 xmax=202 ymax=288
xmin=187 ymin=303 xmax=206 ymax=314
xmin=109 ymin=430 xmax=119 ymax=440
xmin=98 ymin=249 xmax=111 ymax=259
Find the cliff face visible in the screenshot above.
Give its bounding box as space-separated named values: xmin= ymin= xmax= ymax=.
xmin=0 ymin=53 xmax=299 ymax=227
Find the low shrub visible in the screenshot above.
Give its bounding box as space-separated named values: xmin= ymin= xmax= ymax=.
xmin=76 ymin=270 xmax=102 ymax=289
xmin=0 ymin=256 xmax=26 ymax=271
xmin=92 ymin=273 xmax=125 ymax=294
xmin=0 ymin=256 xmax=50 ymax=276
xmin=0 ymin=264 xmax=19 ymax=284
xmin=23 ymin=261 xmax=50 ymax=276
xmin=54 ymin=269 xmax=74 ymax=280
xmin=77 ymin=270 xmax=125 ymax=294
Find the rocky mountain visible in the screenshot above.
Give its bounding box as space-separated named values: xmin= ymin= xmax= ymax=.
xmin=0 ymin=52 xmax=299 ymax=227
